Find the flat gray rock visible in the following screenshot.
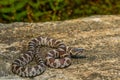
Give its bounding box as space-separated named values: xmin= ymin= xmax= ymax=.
xmin=0 ymin=15 xmax=120 ymax=80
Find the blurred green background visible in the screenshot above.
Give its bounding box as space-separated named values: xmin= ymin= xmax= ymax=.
xmin=0 ymin=0 xmax=120 ymax=23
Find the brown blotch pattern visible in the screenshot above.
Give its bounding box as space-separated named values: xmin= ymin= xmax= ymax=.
xmin=11 ymin=37 xmax=82 ymax=77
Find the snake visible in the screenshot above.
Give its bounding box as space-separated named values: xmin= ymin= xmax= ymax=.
xmin=11 ymin=36 xmax=84 ymax=77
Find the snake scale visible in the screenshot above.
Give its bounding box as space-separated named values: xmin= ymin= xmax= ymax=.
xmin=11 ymin=36 xmax=84 ymax=77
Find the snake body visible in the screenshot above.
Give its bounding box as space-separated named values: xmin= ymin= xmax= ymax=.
xmin=11 ymin=36 xmax=84 ymax=77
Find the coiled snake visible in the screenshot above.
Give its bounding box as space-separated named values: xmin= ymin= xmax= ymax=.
xmin=11 ymin=36 xmax=84 ymax=77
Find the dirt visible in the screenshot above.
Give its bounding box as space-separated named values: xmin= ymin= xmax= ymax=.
xmin=0 ymin=15 xmax=120 ymax=80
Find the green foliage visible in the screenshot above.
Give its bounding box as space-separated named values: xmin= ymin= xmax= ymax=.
xmin=0 ymin=0 xmax=120 ymax=23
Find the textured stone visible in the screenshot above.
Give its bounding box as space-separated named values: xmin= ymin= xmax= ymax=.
xmin=0 ymin=15 xmax=120 ymax=80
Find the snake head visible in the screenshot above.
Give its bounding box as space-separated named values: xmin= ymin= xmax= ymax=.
xmin=69 ymin=47 xmax=86 ymax=58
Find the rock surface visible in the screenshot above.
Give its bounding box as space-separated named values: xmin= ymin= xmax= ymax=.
xmin=0 ymin=15 xmax=120 ymax=80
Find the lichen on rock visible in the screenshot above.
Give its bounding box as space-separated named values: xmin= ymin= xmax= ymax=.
xmin=0 ymin=15 xmax=120 ymax=80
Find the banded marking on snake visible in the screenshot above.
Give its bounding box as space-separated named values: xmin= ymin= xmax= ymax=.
xmin=11 ymin=36 xmax=84 ymax=77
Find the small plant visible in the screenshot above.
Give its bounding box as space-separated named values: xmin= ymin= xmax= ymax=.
xmin=0 ymin=0 xmax=120 ymax=23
